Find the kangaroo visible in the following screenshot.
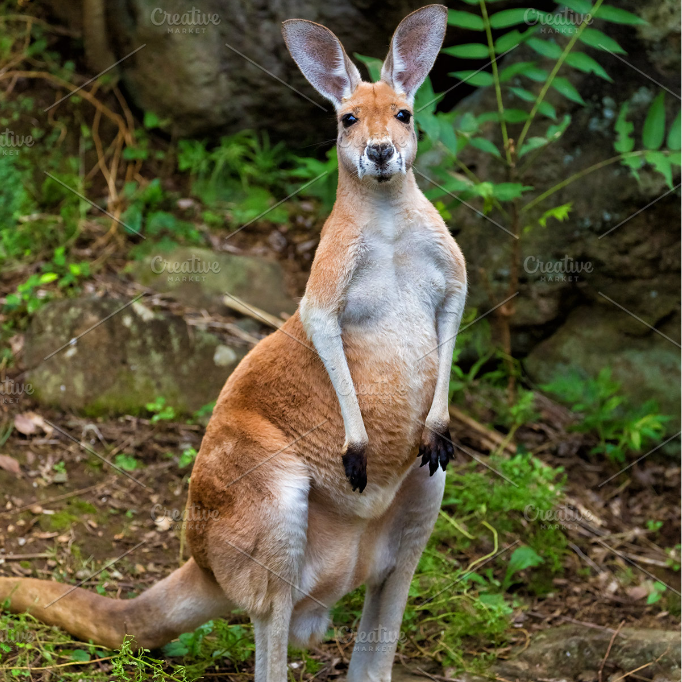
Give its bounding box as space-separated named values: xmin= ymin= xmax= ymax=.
xmin=0 ymin=6 xmax=466 ymax=681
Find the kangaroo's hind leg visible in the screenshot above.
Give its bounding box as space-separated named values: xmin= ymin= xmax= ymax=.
xmin=196 ymin=436 xmax=310 ymax=682
xmin=347 ymin=461 xmax=445 ymax=682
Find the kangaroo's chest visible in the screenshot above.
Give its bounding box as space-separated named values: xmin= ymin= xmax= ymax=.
xmin=341 ymin=223 xmax=447 ymax=332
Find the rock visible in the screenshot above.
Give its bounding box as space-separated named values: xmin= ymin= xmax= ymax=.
xmin=129 ymin=246 xmax=297 ymax=319
xmin=24 ymin=296 xmax=246 ymax=416
xmin=525 ymin=307 xmax=681 ymax=428
xmin=48 ymin=0 xmax=527 ymax=140
xmin=500 ymin=625 xmax=680 ymax=681
xmin=457 ymin=625 xmax=681 ymax=682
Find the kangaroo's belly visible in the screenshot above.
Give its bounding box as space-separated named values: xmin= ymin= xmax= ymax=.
xmin=340 ymin=235 xmax=445 ymax=449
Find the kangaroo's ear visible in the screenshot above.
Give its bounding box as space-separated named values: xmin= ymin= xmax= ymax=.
xmin=381 ymin=5 xmax=447 ymax=102
xmin=282 ymin=19 xmax=362 ymax=108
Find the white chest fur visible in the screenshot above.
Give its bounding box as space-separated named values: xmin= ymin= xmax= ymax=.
xmin=340 ymin=206 xmax=447 ymax=345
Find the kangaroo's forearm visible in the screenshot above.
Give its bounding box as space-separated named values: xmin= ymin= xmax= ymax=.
xmin=300 ymin=301 xmax=367 ymax=448
xmin=427 ymin=284 xmax=466 ymax=429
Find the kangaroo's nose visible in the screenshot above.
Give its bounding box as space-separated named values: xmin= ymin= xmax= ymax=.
xmin=366 ymin=143 xmax=394 ymax=166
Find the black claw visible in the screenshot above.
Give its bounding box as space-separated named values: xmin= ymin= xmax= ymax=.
xmin=342 ymin=443 xmax=367 ymax=493
xmin=418 ymin=424 xmax=453 ymax=476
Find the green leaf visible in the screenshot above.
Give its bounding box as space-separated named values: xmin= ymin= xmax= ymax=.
xmin=39 ymin=272 xmax=58 ymax=284
xmin=495 ymin=26 xmax=537 ymax=53
xmin=538 ymin=101 xmax=558 ymax=119
xmin=643 ymin=92 xmax=666 ymax=150
xmin=499 ymin=61 xmax=538 ymax=83
xmin=162 ymin=641 xmax=190 ymax=657
xmin=457 ymin=111 xmax=480 ymax=134
xmin=614 ymin=103 xmax=635 ymax=153
xmin=414 ymin=76 xmax=437 ymax=115
xmin=552 ymin=77 xmax=585 ymax=104
xmin=354 ymin=53 xmax=382 ymax=82
xmin=70 ymin=650 xmax=91 ymax=662
xmin=524 ymin=67 xmax=550 ymax=82
xmin=503 ymin=109 xmax=531 ymax=123
xmin=442 ymin=43 xmax=490 ymax=59
xmin=439 ymin=117 xmax=460 ymax=155
xmin=505 ymin=91 xmax=555 ymax=118
xmin=490 ymin=8 xmax=547 ymax=29
xmin=547 ymin=114 xmax=572 ymax=140
xmin=624 ymin=154 xmax=645 ymax=179
xmin=579 ymin=28 xmax=626 ymax=54
xmin=565 ymin=52 xmax=613 ymax=81
xmin=447 ymin=10 xmax=485 ymax=30
xmin=561 ymin=0 xmax=592 ymax=12
xmin=668 ymin=109 xmax=681 ymax=151
xmin=527 ymin=37 xmax=563 ymax=59
xmin=469 ymin=137 xmax=502 ymax=158
xmin=645 ymin=151 xmax=673 ymax=188
xmin=143 ymin=111 xmax=161 ymax=129
xmin=114 ymin=454 xmax=140 ymax=471
xmin=594 ymin=5 xmax=646 ymax=25
xmin=505 ymin=546 xmax=544 ymax=584
xmin=449 ymin=70 xmax=494 ymax=87
xmin=538 ymin=202 xmax=572 ymax=227
xmin=493 ymin=183 xmax=533 ymax=200
xmin=477 ymin=111 xmax=500 ymax=125
xmin=646 ymin=582 xmax=666 ymax=605
xmin=518 ymin=137 xmax=547 ymax=158
xmin=508 ymin=86 xmax=535 ymax=102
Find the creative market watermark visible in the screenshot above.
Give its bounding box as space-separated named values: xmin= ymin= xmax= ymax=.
xmin=335 ymin=625 xmax=406 ymax=653
xmin=524 ymin=255 xmax=593 ymax=283
xmin=151 ymin=8 xmax=221 ymax=34
xmin=150 ymin=254 xmax=221 ymax=283
xmin=525 ymin=8 xmax=593 ymax=35
xmin=338 ymin=375 xmax=410 ymax=404
xmin=0 ymin=629 xmax=35 ymax=644
xmin=524 ymin=505 xmax=587 ymax=531
xmin=151 ymin=503 xmax=219 ymax=532
xmin=0 ymin=129 xmax=34 ymax=155
xmin=0 ymin=379 xmax=34 ymax=404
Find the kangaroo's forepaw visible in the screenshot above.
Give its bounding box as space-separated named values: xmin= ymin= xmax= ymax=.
xmin=342 ymin=444 xmax=367 ymax=493
xmin=418 ymin=424 xmax=454 ymax=476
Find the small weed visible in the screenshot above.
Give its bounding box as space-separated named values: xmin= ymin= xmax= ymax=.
xmin=542 ymin=368 xmax=670 ymax=463
xmin=146 ymin=397 xmax=177 ymax=423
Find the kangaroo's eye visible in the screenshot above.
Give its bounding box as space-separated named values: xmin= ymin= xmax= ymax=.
xmin=341 ymin=113 xmax=358 ymax=128
xmin=396 ymin=109 xmax=412 ymax=124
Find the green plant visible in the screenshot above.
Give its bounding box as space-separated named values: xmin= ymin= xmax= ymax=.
xmin=646 ymin=581 xmax=667 ymax=605
xmin=114 ymin=454 xmax=141 ymax=471
xmin=178 ymin=448 xmax=198 ymax=469
xmin=541 ymin=368 xmax=669 ymax=462
xmin=145 ymin=397 xmax=177 ymax=423
xmin=406 ymin=453 xmax=564 ymax=668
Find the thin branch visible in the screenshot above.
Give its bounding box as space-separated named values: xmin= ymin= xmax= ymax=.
xmin=479 ymin=0 xmax=512 ymax=166
xmin=521 ymin=150 xmax=653 ymax=213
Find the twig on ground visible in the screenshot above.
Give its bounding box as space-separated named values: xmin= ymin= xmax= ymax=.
xmin=222 ymin=295 xmax=284 ymax=329
xmin=449 ymin=405 xmax=515 ymax=455
xmin=0 ymin=553 xmax=51 ymax=561
xmin=599 ymin=619 xmax=625 ymax=682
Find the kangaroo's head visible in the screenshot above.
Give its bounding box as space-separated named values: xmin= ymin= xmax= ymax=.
xmin=283 ymin=5 xmax=447 ymax=183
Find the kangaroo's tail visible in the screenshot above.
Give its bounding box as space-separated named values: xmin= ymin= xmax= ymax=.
xmin=0 ymin=558 xmax=230 ymax=649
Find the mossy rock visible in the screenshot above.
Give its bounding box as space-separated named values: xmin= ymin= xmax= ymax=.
xmin=130 ymin=246 xmax=296 ymax=318
xmin=25 ymin=296 xmax=245 ymax=416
